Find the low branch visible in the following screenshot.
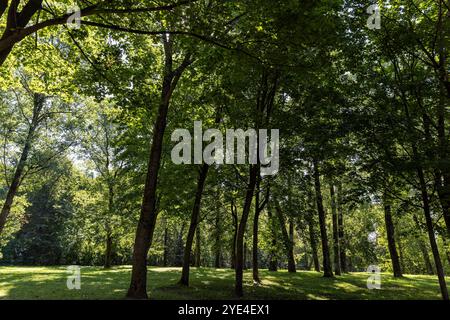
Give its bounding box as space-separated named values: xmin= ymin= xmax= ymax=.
xmin=0 ymin=0 xmax=7 ymax=20
xmin=0 ymin=0 xmax=195 ymax=51
xmin=80 ymin=21 xmax=261 ymax=62
xmin=89 ymin=0 xmax=196 ymax=15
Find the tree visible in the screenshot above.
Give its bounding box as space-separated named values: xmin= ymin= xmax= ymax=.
xmin=127 ymin=34 xmax=193 ymax=299
xmin=179 ymin=163 xmax=209 ymax=286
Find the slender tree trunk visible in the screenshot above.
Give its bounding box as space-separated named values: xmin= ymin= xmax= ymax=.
xmin=348 ymin=256 xmax=353 ymax=272
xmin=163 ymin=224 xmax=169 ymax=267
xmin=396 ymin=43 xmax=448 ymax=299
xmin=252 ymin=176 xmax=261 ymax=284
xmin=104 ymin=182 xmax=114 ymax=269
xmin=289 ymin=218 xmax=295 ymax=264
xmin=252 ymin=209 xmax=260 ymax=281
xmin=383 ymin=202 xmax=402 ymax=277
xmin=231 ymin=200 xmax=238 ymax=269
xmin=274 ymin=201 xmax=296 ymax=272
xmin=329 ymin=183 xmax=341 ymax=275
xmin=421 ymin=100 xmax=450 ymax=238
xmin=306 ymin=183 xmax=320 ymax=272
xmin=307 ymin=216 xmax=320 ymax=272
xmin=397 ymin=233 xmax=405 ymax=273
xmin=104 ymin=232 xmax=113 ymax=269
xmin=414 ymin=214 xmax=434 ymax=275
xmin=437 ymin=175 xmax=450 ymax=237
xmin=441 ymin=236 xmax=450 ymax=270
xmin=235 ymin=164 xmax=258 ymax=297
xmin=417 ymin=165 xmax=449 ymax=300
xmin=303 ymin=243 xmax=309 ymax=270
xmin=312 ymin=160 xmax=333 ymax=278
xmin=0 ymin=93 xmax=44 ymax=235
xmin=179 ymin=164 xmax=209 ymax=286
xmin=267 ymin=200 xmax=278 ymax=272
xmin=336 ymin=183 xmax=346 ymax=272
xmin=419 ymin=239 xmax=435 ymax=275
xmin=126 ymin=39 xmax=192 ymax=299
xmin=214 ymin=207 xmax=222 ymax=268
xmin=435 ymin=4 xmax=450 ymax=236
xmin=126 ymin=85 xmax=169 ymax=298
xmin=214 ymin=247 xmax=221 ymax=268
xmin=243 ymin=242 xmax=248 ymax=270
xmin=252 ymin=210 xmax=261 ymax=284
xmin=194 ymin=222 xmax=201 ymax=267
xmin=175 ymin=223 xmax=186 ymax=267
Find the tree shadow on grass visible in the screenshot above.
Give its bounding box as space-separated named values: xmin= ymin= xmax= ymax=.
xmin=0 ymin=267 xmax=444 ymax=300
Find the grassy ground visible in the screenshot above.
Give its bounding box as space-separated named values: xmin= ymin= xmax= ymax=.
xmin=0 ymin=266 xmax=446 ymax=300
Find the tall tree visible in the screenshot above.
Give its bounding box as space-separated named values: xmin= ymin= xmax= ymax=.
xmin=329 ymin=182 xmax=341 ymax=275
xmin=313 ymin=160 xmax=333 ymax=278
xmin=383 ymin=197 xmax=402 ymax=278
xmin=274 ymin=200 xmax=296 ymax=273
xmin=0 ymin=93 xmax=44 ymax=234
xmin=126 ymin=35 xmax=192 ymax=299
xmin=179 ymin=163 xmax=209 ymax=286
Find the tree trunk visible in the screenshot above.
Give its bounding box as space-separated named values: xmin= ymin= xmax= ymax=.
xmin=420 ymin=100 xmax=450 ymax=238
xmin=104 ymin=233 xmax=113 ymax=269
xmin=329 ymin=183 xmax=341 ymax=275
xmin=0 ymin=93 xmax=44 ymax=235
xmin=303 ymin=244 xmax=310 ymax=270
xmin=442 ymin=236 xmax=450 ymax=268
xmin=126 ymin=84 xmax=169 ymax=299
xmin=348 ymin=256 xmax=353 ymax=272
xmin=179 ymin=164 xmax=209 ymax=286
xmin=214 ymin=206 xmax=222 ymax=268
xmin=267 ymin=200 xmax=278 ymax=272
xmin=104 ymin=182 xmax=114 ymax=269
xmin=435 ymin=6 xmax=450 ymax=236
xmin=194 ymin=222 xmax=201 ymax=267
xmin=252 ymin=177 xmax=261 ymax=284
xmin=0 ymin=1 xmax=43 ymax=67
xmin=413 ymin=214 xmax=434 ymax=275
xmin=312 ymin=160 xmax=333 ymax=278
xmin=0 ymin=46 xmax=12 ymax=66
xmin=126 ymin=38 xmax=192 ymax=299
xmin=419 ymin=239 xmax=435 ymax=275
xmin=289 ymin=218 xmax=295 ymax=266
xmin=417 ymin=165 xmax=449 ymax=300
xmin=336 ymin=182 xmax=346 ymax=272
xmin=163 ymin=224 xmax=169 ymax=267
xmin=230 ymin=200 xmax=238 ymax=269
xmin=235 ymin=164 xmax=258 ymax=297
xmin=308 ymin=216 xmax=320 ymax=272
xmin=307 ymin=183 xmax=320 ymax=272
xmin=402 ymin=71 xmax=448 ymax=297
xmin=214 ymin=247 xmax=221 ymax=268
xmin=243 ymin=242 xmax=248 ymax=270
xmin=383 ymin=202 xmax=402 ymax=277
xmin=175 ymin=223 xmax=186 ymax=267
xmin=397 ymin=232 xmax=406 ymax=273
xmin=252 ymin=208 xmax=261 ymax=282
xmin=274 ymin=201 xmax=296 ymax=272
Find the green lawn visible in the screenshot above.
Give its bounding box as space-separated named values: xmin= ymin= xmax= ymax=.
xmin=0 ymin=266 xmax=446 ymax=300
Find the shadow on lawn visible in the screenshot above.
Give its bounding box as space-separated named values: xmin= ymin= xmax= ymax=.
xmin=0 ymin=266 xmax=444 ymax=300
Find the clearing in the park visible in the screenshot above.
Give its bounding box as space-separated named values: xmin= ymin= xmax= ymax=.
xmin=0 ymin=267 xmax=446 ymax=300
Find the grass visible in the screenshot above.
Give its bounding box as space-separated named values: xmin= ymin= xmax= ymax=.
xmin=0 ymin=266 xmax=446 ymax=300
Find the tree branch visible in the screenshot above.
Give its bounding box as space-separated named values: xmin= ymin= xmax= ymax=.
xmin=17 ymin=0 xmax=43 ymax=28
xmin=0 ymin=0 xmax=7 ymax=20
xmin=0 ymin=0 xmax=195 ymax=53
xmin=90 ymin=0 xmax=197 ymax=15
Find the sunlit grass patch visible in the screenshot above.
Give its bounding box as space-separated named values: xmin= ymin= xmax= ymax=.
xmin=0 ymin=266 xmax=446 ymax=300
